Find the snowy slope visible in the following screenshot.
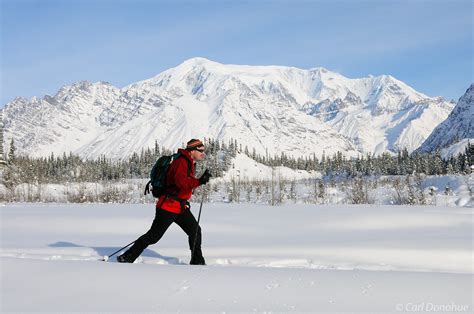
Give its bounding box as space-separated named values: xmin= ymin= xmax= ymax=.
xmin=419 ymin=84 xmax=474 ymax=153
xmin=220 ymin=152 xmax=319 ymax=181
xmin=1 ymin=203 xmax=472 ymax=312
xmin=440 ymin=139 xmax=473 ymax=159
xmin=3 ymin=58 xmax=454 ymax=159
xmin=3 ymin=81 xmax=120 ymax=157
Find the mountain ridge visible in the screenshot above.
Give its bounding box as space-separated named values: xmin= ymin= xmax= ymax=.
xmin=418 ymin=84 xmax=474 ymax=153
xmin=2 ymin=57 xmax=456 ymax=160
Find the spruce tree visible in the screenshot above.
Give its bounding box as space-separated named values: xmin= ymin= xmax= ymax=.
xmin=8 ymin=138 xmax=16 ymax=163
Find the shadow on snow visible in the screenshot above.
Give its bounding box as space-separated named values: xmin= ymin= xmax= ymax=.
xmin=48 ymin=241 xmax=186 ymax=265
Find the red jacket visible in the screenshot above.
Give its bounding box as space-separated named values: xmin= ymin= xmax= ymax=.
xmin=156 ymin=149 xmax=201 ymax=213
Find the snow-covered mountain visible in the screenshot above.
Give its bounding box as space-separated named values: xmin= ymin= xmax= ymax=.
xmin=2 ymin=58 xmax=455 ymax=159
xmin=418 ymin=84 xmax=474 ymax=153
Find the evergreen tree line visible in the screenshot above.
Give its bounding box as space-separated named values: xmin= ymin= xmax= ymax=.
xmin=2 ymin=138 xmax=472 ymax=189
xmin=249 ymin=143 xmax=473 ymax=176
xmin=2 ymin=138 xmax=235 ymax=185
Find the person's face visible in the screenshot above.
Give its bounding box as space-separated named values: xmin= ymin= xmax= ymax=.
xmin=190 ymin=147 xmax=206 ymax=161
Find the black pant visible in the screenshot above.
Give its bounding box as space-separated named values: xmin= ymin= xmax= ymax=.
xmin=125 ymin=207 xmax=202 ymax=261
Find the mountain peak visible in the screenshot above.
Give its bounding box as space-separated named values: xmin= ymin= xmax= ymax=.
xmin=177 ymin=57 xmax=222 ymax=70
xmin=309 ymin=66 xmax=331 ymax=74
xmin=182 ymin=57 xmax=216 ymax=65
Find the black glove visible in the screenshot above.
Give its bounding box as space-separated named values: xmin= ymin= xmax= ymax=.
xmin=199 ymin=169 xmax=212 ymax=185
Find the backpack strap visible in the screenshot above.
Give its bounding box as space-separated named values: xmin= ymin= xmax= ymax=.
xmin=163 ymin=153 xmax=193 ymax=207
xmin=165 ymin=194 xmax=190 ymax=210
xmin=144 ymin=180 xmax=152 ymax=195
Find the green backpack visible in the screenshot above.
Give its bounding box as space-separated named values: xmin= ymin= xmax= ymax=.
xmin=144 ymin=153 xmax=191 ymax=198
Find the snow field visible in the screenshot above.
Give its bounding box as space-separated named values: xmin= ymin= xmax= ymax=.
xmin=1 ymin=203 xmax=472 ymax=312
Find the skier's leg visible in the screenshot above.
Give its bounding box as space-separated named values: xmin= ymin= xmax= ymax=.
xmin=118 ymin=208 xmax=176 ymax=263
xmin=175 ymin=208 xmax=205 ymax=265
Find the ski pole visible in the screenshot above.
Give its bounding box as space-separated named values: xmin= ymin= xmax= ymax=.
xmin=191 ymin=189 xmax=205 ymax=260
xmin=101 ymin=240 xmax=135 ymax=261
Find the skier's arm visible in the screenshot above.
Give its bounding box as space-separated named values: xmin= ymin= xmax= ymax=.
xmin=173 ymin=159 xmax=201 ymax=190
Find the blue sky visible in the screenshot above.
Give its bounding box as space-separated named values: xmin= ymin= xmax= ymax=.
xmin=1 ymin=0 xmax=472 ymax=107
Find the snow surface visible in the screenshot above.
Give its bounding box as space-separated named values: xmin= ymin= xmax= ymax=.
xmin=1 ymin=203 xmax=472 ymax=312
xmin=220 ymin=152 xmax=319 ymax=181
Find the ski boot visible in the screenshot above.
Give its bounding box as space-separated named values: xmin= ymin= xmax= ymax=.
xmin=117 ymin=252 xmax=135 ymax=263
xmin=190 ymin=250 xmax=206 ymax=265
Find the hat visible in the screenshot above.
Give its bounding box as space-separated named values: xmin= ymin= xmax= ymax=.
xmin=186 ymin=139 xmax=204 ymax=150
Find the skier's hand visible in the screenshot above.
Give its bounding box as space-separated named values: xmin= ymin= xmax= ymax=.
xmin=199 ymin=169 xmax=212 ymax=185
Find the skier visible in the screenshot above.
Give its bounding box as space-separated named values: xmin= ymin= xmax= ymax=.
xmin=117 ymin=139 xmax=211 ymax=265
